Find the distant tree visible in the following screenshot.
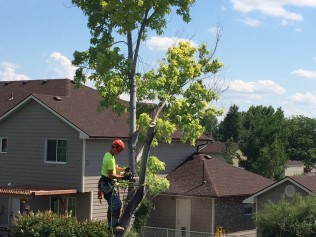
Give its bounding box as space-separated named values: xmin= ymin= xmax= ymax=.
xmin=200 ymin=113 xmax=218 ymax=139
xmin=256 ymin=194 xmax=316 ymax=237
xmin=217 ymin=104 xmax=240 ymax=142
xmin=286 ymin=115 xmax=316 ymax=168
xmin=239 ymin=105 xmax=288 ymax=180
xmin=223 ymin=138 xmax=238 ymax=165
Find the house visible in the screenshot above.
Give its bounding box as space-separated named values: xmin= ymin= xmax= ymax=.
xmin=243 ymin=175 xmax=316 ymax=236
xmin=198 ymin=141 xmax=246 ymax=167
xmin=244 ymin=175 xmax=316 ymax=211
xmin=284 ymin=160 xmax=304 ymax=176
xmin=146 ymin=153 xmax=274 ymax=234
xmin=0 ymin=79 xmax=200 ymax=227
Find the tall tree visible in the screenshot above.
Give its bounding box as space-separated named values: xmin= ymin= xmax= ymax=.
xmin=71 ymin=1 xmax=224 ymax=234
xmin=217 ymin=104 xmax=240 ymax=142
xmin=286 ymin=115 xmax=316 ymax=168
xmin=200 ymin=113 xmax=218 ymax=139
xmin=239 ymin=105 xmax=288 ymax=180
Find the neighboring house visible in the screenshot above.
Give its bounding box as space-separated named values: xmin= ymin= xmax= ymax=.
xmin=198 ymin=141 xmax=246 ymax=167
xmin=146 ymin=153 xmax=274 ymax=234
xmin=284 ymin=160 xmax=304 ymax=176
xmin=243 ymin=175 xmax=316 ymax=236
xmin=284 ymin=160 xmax=316 ymax=177
xmin=0 ymin=79 xmax=200 ymax=227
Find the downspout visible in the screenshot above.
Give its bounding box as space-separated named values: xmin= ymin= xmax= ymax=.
xmin=82 ymin=139 xmax=86 ymax=193
xmin=196 ymin=141 xmax=209 ymax=152
xmin=196 ymin=138 xmax=214 ymax=153
xmin=203 ymin=159 xmax=206 ymax=184
xmin=211 ymin=198 xmax=215 ymax=234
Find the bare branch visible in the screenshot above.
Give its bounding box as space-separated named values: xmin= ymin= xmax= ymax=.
xmin=209 ymin=21 xmax=223 ymax=59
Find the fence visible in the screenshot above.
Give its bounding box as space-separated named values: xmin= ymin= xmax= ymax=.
xmin=141 ymin=226 xmax=214 ymax=237
xmin=141 ymin=226 xmax=256 ymax=237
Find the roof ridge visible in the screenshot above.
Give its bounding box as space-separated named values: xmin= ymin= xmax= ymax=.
xmin=203 ymin=158 xmax=220 ymax=196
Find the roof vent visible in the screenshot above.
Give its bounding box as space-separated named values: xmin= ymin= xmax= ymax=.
xmin=22 ymin=81 xmax=28 ymax=85
xmin=53 ymin=96 xmax=63 ymax=102
xmin=9 ymin=93 xmax=14 ymax=101
xmin=4 ymin=82 xmax=9 ymax=86
xmin=42 ymin=80 xmax=47 ymax=85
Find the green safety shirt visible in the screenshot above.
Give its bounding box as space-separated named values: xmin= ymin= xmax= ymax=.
xmin=101 ymin=152 xmax=116 ymax=177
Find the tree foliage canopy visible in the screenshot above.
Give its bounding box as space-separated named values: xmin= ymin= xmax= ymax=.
xmin=217 ymin=104 xmax=240 ymax=142
xmin=239 ymin=105 xmax=289 ymax=180
xmin=286 ymin=115 xmax=316 ymax=168
xmin=72 ymin=0 xmax=197 ymax=114
xmin=72 ymin=0 xmax=223 ymax=145
xmin=72 ymin=1 xmax=224 ymax=235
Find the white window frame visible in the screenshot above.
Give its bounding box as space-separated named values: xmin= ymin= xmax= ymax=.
xmin=45 ymin=139 xmax=67 ymax=163
xmin=0 ymin=137 xmax=8 ymax=153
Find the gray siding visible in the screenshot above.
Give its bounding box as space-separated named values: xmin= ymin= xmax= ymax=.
xmin=150 ymin=142 xmax=196 ymax=173
xmin=0 ymin=100 xmax=83 ymax=190
xmin=257 ymin=180 xmax=309 ymax=212
xmin=148 ymin=195 xmax=176 ymax=229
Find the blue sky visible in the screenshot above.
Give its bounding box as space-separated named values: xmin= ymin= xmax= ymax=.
xmin=1 ymin=0 xmax=316 ymax=119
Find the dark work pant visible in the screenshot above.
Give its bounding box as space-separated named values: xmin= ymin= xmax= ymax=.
xmin=101 ymin=182 xmax=122 ymax=227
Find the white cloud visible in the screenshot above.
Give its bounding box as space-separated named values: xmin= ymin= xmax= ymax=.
xmin=286 ymin=92 xmax=316 ymax=106
xmin=145 ymin=36 xmax=198 ymax=51
xmin=291 ymin=69 xmax=316 ymax=80
xmin=218 ymin=80 xmax=286 ymax=112
xmin=46 ymin=52 xmax=97 ymax=88
xmin=46 ymin=52 xmax=77 ymax=79
xmin=282 ymin=91 xmax=316 ymax=117
xmin=229 ymin=80 xmax=286 ymax=95
xmin=231 ymin=0 xmax=316 ymax=23
xmin=238 ymin=17 xmax=261 ymax=27
xmin=0 ymin=62 xmax=31 ymax=81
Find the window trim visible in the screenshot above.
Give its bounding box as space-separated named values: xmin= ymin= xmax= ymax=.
xmin=0 ymin=137 xmax=8 ymax=153
xmin=45 ymin=139 xmax=67 ymax=164
xmin=244 ymin=203 xmax=254 ymax=216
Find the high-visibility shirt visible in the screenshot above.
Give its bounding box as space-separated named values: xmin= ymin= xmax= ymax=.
xmin=101 ymin=152 xmax=116 ymax=177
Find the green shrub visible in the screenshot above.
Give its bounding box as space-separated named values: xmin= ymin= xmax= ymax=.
xmin=256 ymin=194 xmax=316 ymax=237
xmin=10 ymin=211 xmax=111 ymax=237
xmin=132 ymin=199 xmax=153 ymax=233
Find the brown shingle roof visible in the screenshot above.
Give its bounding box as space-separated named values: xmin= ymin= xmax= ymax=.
xmin=290 ymin=176 xmax=316 ymax=192
xmin=165 ymin=153 xmax=274 ymax=197
xmin=0 ymin=185 xmax=77 ymax=197
xmin=0 ymin=79 xmax=129 ymax=138
xmin=0 ymin=79 xmax=212 ymax=140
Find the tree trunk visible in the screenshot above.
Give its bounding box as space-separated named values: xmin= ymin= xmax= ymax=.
xmin=116 ymin=124 xmax=156 ymax=237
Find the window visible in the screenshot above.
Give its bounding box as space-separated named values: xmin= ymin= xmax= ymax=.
xmin=50 ymin=197 xmax=76 ymax=216
xmin=46 ymin=139 xmax=67 ymax=163
xmin=0 ymin=138 xmax=8 ymax=153
xmin=244 ymin=204 xmax=254 ymax=215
